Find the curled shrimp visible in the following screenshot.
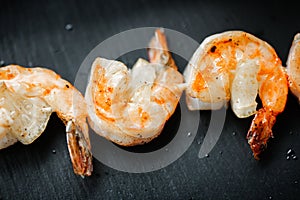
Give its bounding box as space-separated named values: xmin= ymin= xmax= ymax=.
xmin=184 ymin=31 xmax=288 ymax=159
xmin=287 ymin=33 xmax=300 ymax=101
xmin=0 ymin=65 xmax=92 ymax=176
xmin=85 ymin=29 xmax=184 ymax=146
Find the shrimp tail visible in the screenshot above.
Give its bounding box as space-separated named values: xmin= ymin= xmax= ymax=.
xmin=66 ymin=121 xmax=93 ymax=176
xmin=148 ymin=28 xmax=177 ymax=69
xmin=246 ymin=108 xmax=276 ymax=159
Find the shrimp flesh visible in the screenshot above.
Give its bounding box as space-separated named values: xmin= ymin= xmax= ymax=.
xmin=85 ymin=29 xmax=184 ymax=146
xmin=184 ymin=31 xmax=288 ymax=159
xmin=0 ymin=65 xmax=92 ymax=176
xmin=287 ymin=33 xmax=300 ymax=101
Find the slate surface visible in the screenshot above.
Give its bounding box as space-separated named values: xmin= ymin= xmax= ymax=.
xmin=0 ymin=0 xmax=300 ymax=199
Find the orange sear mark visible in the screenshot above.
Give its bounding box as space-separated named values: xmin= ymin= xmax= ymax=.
xmin=107 ymin=87 xmax=113 ymax=93
xmin=95 ymin=109 xmax=115 ymax=122
xmin=93 ymin=65 xmax=113 ymax=112
xmin=192 ymin=72 xmax=207 ymax=92
xmin=43 ymin=88 xmax=51 ymax=95
xmin=138 ymin=107 xmax=150 ymax=127
xmin=0 ymin=71 xmax=16 ymax=80
xmin=7 ymin=73 xmax=15 ymax=79
xmin=153 ymin=97 xmax=165 ymax=105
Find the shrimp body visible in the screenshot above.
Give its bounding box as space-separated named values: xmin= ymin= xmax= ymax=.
xmin=287 ymin=33 xmax=300 ymax=101
xmin=184 ymin=31 xmax=288 ymax=158
xmin=86 ymin=29 xmax=184 ymax=146
xmin=0 ymin=65 xmax=92 ymax=176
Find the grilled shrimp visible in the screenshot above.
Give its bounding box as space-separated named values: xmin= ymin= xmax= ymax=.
xmin=287 ymin=33 xmax=300 ymax=100
xmin=0 ymin=65 xmax=92 ymax=176
xmin=184 ymin=31 xmax=288 ymax=159
xmin=85 ymin=29 xmax=184 ymax=146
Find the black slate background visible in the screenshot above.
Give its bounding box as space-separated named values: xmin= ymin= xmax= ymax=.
xmin=0 ymin=0 xmax=300 ymax=199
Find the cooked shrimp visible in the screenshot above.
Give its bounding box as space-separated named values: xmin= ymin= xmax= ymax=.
xmin=287 ymin=33 xmax=300 ymax=100
xmin=184 ymin=31 xmax=288 ymax=159
xmin=0 ymin=65 xmax=92 ymax=176
xmin=86 ymin=29 xmax=184 ymax=146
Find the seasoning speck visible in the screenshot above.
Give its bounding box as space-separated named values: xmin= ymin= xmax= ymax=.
xmin=287 ymin=149 xmax=295 ymax=156
xmin=232 ymin=131 xmax=236 ymax=136
xmin=28 ymin=61 xmax=33 ymax=67
xmin=65 ymin=23 xmax=73 ymax=31
xmin=286 ymin=148 xmax=297 ymax=161
xmin=0 ymin=60 xmax=5 ymax=66
xmin=210 ymin=46 xmax=217 ymax=53
xmin=52 ymin=149 xmax=56 ymax=154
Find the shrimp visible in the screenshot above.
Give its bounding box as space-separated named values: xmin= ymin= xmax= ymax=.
xmin=287 ymin=33 xmax=300 ymax=101
xmin=184 ymin=31 xmax=288 ymax=159
xmin=0 ymin=65 xmax=92 ymax=176
xmin=85 ymin=29 xmax=184 ymax=146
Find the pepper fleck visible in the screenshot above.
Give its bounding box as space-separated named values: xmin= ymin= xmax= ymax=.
xmin=210 ymin=46 xmax=217 ymax=53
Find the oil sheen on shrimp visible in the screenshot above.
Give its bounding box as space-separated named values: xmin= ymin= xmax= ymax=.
xmin=184 ymin=31 xmax=288 ymax=159
xmin=86 ymin=29 xmax=184 ymax=146
xmin=287 ymin=33 xmax=300 ymax=101
xmin=0 ymin=65 xmax=92 ymax=176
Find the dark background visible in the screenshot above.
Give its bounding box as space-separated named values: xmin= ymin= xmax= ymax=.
xmin=0 ymin=0 xmax=300 ymax=199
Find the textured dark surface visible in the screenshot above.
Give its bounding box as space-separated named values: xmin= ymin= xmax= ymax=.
xmin=1 ymin=0 xmax=300 ymax=199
